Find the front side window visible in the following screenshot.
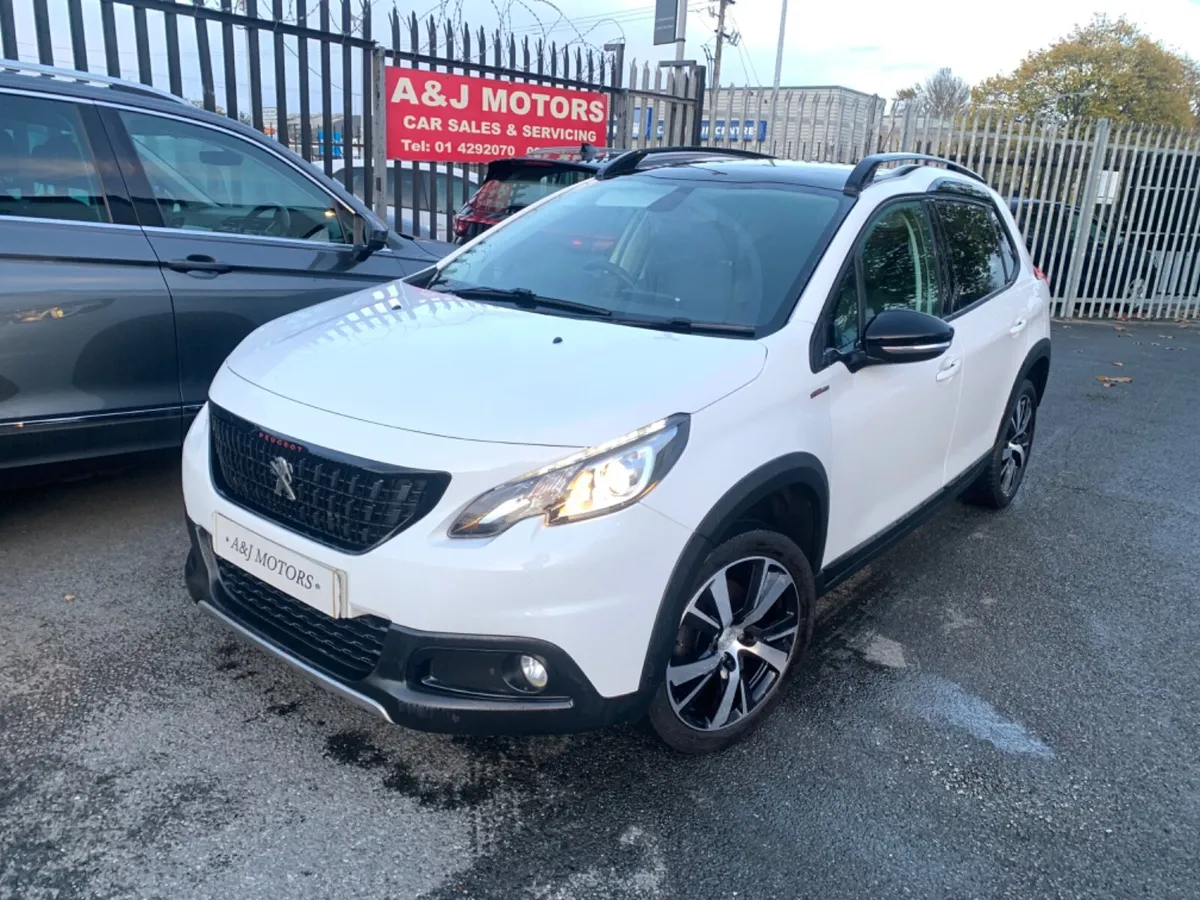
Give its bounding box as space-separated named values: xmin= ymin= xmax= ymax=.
xmin=936 ymin=200 xmax=1011 ymax=312
xmin=823 ymin=200 xmax=942 ymax=356
xmin=119 ymin=110 xmax=346 ymax=243
xmin=429 ymin=173 xmax=849 ymax=330
xmin=0 ymin=93 xmax=108 ymax=224
xmin=830 ymin=267 xmax=860 ymax=352
xmin=859 ymin=201 xmax=942 ymax=326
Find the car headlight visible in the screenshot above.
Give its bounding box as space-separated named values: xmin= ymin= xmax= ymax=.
xmin=448 ymin=414 xmax=690 ymax=537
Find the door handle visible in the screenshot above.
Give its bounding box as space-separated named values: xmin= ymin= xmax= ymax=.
xmin=935 ymin=357 xmax=962 ymax=383
xmin=1009 ymin=317 xmax=1028 ymax=336
xmin=167 ymin=255 xmax=234 ymax=275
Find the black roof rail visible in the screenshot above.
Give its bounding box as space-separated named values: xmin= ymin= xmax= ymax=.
xmin=843 ymin=153 xmax=985 ymax=196
xmin=927 ymin=175 xmax=993 ymax=200
xmin=596 ymin=146 xmax=772 ymax=180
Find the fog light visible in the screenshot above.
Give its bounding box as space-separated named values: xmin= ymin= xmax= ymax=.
xmin=519 ymin=654 xmax=549 ymax=691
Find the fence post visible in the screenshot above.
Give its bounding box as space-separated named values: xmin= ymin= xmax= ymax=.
xmin=900 ymin=102 xmax=914 ymax=152
xmin=371 ymin=46 xmax=388 ymax=221
xmin=610 ymin=54 xmax=631 ymax=149
xmin=692 ymin=65 xmax=707 ymax=146
xmin=606 ymin=41 xmax=625 ymax=148
xmin=1062 ymin=117 xmax=1111 ymax=319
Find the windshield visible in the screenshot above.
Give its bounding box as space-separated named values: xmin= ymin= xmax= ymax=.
xmin=431 ymin=172 xmax=848 ymax=330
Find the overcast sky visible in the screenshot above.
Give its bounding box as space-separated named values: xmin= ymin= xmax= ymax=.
xmin=7 ymin=0 xmax=1200 ymax=106
xmin=418 ymin=0 xmax=1200 ymax=98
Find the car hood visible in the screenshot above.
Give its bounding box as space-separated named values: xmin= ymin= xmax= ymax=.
xmin=223 ymin=280 xmax=767 ymax=447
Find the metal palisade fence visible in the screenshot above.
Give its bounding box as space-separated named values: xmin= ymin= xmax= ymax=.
xmin=0 ymin=0 xmax=701 ymax=241
xmin=693 ymin=85 xmax=885 ymax=162
xmin=694 ymin=88 xmax=1200 ymax=320
xmin=3 ymin=0 xmax=1197 ymax=320
xmin=872 ymin=110 xmax=1200 ymax=321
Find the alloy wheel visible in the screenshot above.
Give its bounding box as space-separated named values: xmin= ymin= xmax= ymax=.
xmin=1000 ymin=393 xmax=1034 ymax=497
xmin=667 ymin=556 xmax=802 ymax=732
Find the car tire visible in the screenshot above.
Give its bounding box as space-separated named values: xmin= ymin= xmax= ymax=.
xmin=964 ymin=378 xmax=1038 ymax=510
xmin=646 ymin=529 xmax=816 ymax=755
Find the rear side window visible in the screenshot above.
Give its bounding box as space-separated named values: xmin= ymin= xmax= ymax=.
xmin=1000 ymin=219 xmax=1020 ymax=280
xmin=349 ymin=165 xmax=473 ymax=210
xmin=470 ymin=165 xmax=591 ymax=217
xmin=0 ymin=93 xmax=108 ymax=224
xmin=935 ymin=200 xmax=1012 ymax=313
xmin=348 ymin=166 xmax=413 ymax=206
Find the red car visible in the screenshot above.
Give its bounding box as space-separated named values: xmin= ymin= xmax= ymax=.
xmin=452 ymin=144 xmax=624 ymax=243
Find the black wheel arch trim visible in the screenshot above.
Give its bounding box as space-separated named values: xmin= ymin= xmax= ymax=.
xmin=1016 ymin=337 xmax=1052 ymax=405
xmin=637 ymin=453 xmax=829 ymax=698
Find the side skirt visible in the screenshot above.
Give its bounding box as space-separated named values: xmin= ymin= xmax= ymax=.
xmin=815 ymin=452 xmax=990 ymax=596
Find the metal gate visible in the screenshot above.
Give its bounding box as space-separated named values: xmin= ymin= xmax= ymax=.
xmin=0 ymin=1 xmax=704 ymax=242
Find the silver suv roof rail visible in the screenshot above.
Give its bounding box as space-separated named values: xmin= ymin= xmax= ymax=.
xmin=843 ymin=152 xmax=985 ymax=196
xmin=0 ymin=58 xmax=189 ymax=106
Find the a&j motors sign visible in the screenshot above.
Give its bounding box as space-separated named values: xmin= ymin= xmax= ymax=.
xmin=385 ymin=68 xmax=610 ymax=163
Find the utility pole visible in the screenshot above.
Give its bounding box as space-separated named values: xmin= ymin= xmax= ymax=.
xmin=710 ymin=0 xmax=734 ymax=127
xmin=767 ymin=0 xmax=788 ymax=153
xmin=674 ymin=0 xmax=688 ymax=60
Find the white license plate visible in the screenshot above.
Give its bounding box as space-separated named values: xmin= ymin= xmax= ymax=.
xmin=213 ymin=514 xmax=342 ymax=618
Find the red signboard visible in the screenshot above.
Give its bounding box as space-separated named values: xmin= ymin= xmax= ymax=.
xmin=385 ymin=68 xmax=609 ymax=163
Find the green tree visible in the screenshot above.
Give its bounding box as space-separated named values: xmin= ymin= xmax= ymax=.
xmin=972 ymin=14 xmax=1200 ymax=128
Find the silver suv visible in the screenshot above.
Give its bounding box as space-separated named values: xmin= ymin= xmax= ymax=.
xmin=0 ymin=60 xmax=451 ymax=484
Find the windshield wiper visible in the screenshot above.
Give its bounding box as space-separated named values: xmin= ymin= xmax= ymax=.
xmin=436 ymin=284 xmax=613 ymax=318
xmin=613 ymin=316 xmax=756 ymax=337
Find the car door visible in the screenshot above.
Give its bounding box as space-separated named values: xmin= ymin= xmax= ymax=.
xmin=818 ymin=199 xmax=963 ymax=560
xmin=100 ymin=106 xmax=429 ymax=414
xmin=0 ymin=90 xmax=179 ymax=471
xmin=932 ymin=196 xmax=1030 ymax=482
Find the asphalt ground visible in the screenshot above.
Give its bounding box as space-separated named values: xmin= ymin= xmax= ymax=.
xmin=2 ymin=320 xmax=1199 ymax=900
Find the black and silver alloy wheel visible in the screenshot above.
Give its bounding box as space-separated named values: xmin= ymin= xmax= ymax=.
xmin=667 ymin=557 xmax=800 ymax=731
xmin=964 ymin=377 xmax=1039 ymax=510
xmin=1000 ymin=392 xmax=1034 ymax=498
xmin=647 ymin=530 xmax=815 ymax=753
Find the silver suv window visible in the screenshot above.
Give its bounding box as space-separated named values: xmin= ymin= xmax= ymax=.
xmin=0 ymin=93 xmax=109 ymax=224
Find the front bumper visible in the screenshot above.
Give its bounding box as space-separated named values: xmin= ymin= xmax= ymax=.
xmin=181 ymin=390 xmax=696 ymax=735
xmin=186 ymin=518 xmax=649 ymax=734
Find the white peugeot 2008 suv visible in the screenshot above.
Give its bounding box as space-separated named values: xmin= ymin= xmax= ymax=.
xmin=182 ymin=149 xmax=1052 ymax=754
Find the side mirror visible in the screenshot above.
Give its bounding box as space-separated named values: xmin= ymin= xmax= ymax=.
xmin=352 ymin=214 xmax=389 ymax=256
xmin=861 ymin=308 xmax=954 ymax=365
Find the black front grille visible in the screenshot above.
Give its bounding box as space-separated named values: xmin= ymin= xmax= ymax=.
xmin=208 ymin=405 xmax=450 ymax=554
xmin=216 ymin=559 xmax=389 ymax=682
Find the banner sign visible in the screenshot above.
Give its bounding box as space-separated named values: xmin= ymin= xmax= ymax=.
xmin=653 ymin=0 xmax=677 ymax=46
xmin=385 ymin=68 xmax=610 ymax=163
